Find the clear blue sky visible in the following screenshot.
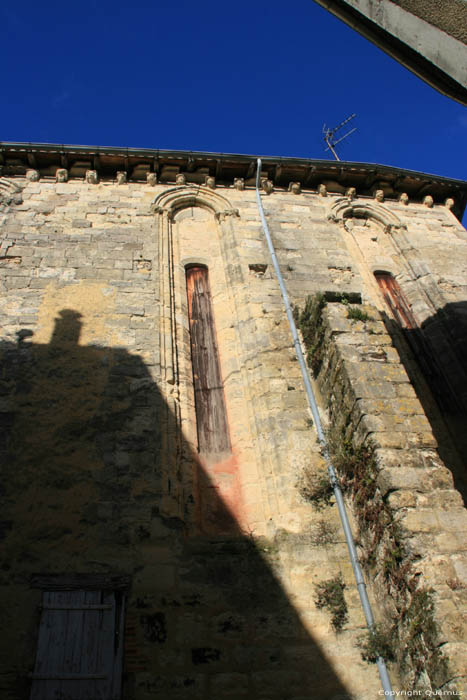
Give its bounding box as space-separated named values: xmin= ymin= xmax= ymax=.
xmin=1 ymin=1 xmax=466 ymax=186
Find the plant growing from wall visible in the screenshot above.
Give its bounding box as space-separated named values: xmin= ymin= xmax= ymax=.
xmin=346 ymin=305 xmax=371 ymax=323
xmin=309 ymin=518 xmax=339 ymax=546
xmin=314 ymin=574 xmax=348 ymax=632
xmin=338 ymin=294 xmax=371 ymax=322
xmin=294 ymin=293 xmax=327 ymax=376
xmin=296 ymin=295 xmax=452 ymax=689
xmin=358 ymin=623 xmax=396 ymax=664
xmin=298 ymin=468 xmax=333 ymax=510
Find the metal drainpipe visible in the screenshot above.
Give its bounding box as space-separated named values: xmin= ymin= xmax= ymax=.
xmin=255 ymin=159 xmax=393 ymax=696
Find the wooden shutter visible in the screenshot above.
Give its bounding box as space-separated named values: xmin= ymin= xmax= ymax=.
xmin=374 ymin=272 xmax=417 ymax=330
xmin=186 ymin=266 xmax=231 ymax=455
xmin=30 ymin=590 xmax=124 ymax=700
xmin=374 ymin=271 xmax=451 ymax=408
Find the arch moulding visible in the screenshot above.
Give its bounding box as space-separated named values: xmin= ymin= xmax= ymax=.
xmin=327 ymin=197 xmax=404 ymax=233
xmin=151 ymin=185 xmax=239 ymax=222
xmin=0 ymin=177 xmax=23 ymax=209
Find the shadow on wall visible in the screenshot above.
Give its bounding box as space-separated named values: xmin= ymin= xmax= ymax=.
xmin=0 ymin=310 xmax=353 ymax=700
xmin=381 ymin=300 xmax=467 ymax=502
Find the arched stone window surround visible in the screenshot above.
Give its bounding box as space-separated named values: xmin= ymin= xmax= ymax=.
xmin=151 ymin=185 xmax=241 ymax=391
xmin=151 ymin=186 xmax=244 ymax=524
xmin=152 ymin=185 xmax=239 ymax=222
xmin=327 ymin=196 xmax=444 ymax=320
xmin=328 ymin=196 xmax=466 ymax=414
xmin=327 ymin=197 xmax=403 ymax=232
xmin=0 ymin=177 xmax=23 ymax=211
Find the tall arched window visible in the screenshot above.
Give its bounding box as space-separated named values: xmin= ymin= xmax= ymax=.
xmin=185 ymin=265 xmax=231 ymax=455
xmin=374 ymin=271 xmax=450 ymax=409
xmin=374 ymin=271 xmax=417 ymax=329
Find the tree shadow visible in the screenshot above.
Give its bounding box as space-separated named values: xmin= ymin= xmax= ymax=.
xmin=381 ymin=300 xmax=467 ymax=502
xmin=0 ymin=309 xmax=355 ymax=700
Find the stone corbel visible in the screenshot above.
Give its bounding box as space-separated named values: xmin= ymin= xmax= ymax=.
xmin=147 ymin=173 xmax=158 ymax=186
xmin=26 ymin=169 xmax=40 ymax=182
xmin=384 ymin=223 xmax=408 ymax=235
xmin=233 ymin=178 xmax=245 ymax=191
xmin=423 ymin=195 xmax=434 ymax=208
xmin=346 ymin=187 xmax=356 ymax=201
xmin=85 ymin=170 xmax=98 ymax=184
xmin=205 ymin=176 xmax=216 ymax=189
xmin=444 ymin=198 xmax=454 ymax=210
xmin=116 ymin=171 xmax=127 ymax=185
xmin=55 ymin=168 xmax=68 ymax=183
xmin=261 ymin=179 xmax=273 ymax=195
xmin=374 ymin=189 xmax=385 ymax=203
xmin=215 ymin=208 xmax=240 ymax=222
xmin=317 ymin=184 xmax=327 ymax=197
xmin=399 ymin=192 xmax=409 ymax=205
xmin=288 ymin=182 xmax=301 ymax=195
xmin=176 ymin=173 xmax=186 ymax=186
xmin=151 ymin=204 xmax=175 ymax=221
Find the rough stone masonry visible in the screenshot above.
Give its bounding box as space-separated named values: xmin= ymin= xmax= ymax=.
xmin=0 ymin=144 xmax=466 ymax=700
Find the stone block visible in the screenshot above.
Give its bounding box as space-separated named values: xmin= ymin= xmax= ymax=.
xmin=210 ymin=673 xmax=248 ymax=695
xmin=401 ymin=509 xmax=440 ymax=533
xmin=377 ymin=466 xmax=429 ymax=495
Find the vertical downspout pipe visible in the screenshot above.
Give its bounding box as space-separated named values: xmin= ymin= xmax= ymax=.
xmin=255 ymin=159 xmax=393 ymax=696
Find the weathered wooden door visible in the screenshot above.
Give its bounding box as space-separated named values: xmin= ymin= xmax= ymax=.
xmin=186 ymin=265 xmax=231 ymax=455
xmin=30 ymin=590 xmax=124 ymax=700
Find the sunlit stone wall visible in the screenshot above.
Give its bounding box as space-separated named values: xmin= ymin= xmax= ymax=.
xmin=0 ymin=171 xmax=466 ymax=699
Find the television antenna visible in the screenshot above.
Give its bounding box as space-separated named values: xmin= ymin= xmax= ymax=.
xmin=322 ymin=113 xmax=357 ymax=161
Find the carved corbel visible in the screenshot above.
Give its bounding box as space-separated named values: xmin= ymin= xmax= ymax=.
xmin=233 ymin=178 xmax=245 ymax=191
xmin=205 ymin=176 xmax=216 ymax=189
xmin=176 ymin=173 xmax=186 ymax=186
xmin=346 ymin=187 xmax=356 ymax=201
xmin=423 ymin=195 xmax=434 ymax=208
xmin=147 ymin=173 xmax=158 ymax=186
xmin=55 ymin=168 xmax=68 ymax=183
xmin=0 ymin=177 xmax=23 ymax=206
xmin=261 ymin=179 xmax=273 ymax=195
xmin=444 ymin=197 xmax=455 ymax=210
xmin=116 ymin=171 xmax=127 ymax=185
xmin=385 ymin=223 xmax=407 ymax=235
xmin=399 ymin=192 xmax=409 ymax=205
xmin=85 ymin=170 xmax=98 ymax=184
xmin=288 ymin=182 xmax=301 ymax=195
xmin=26 ymin=169 xmax=40 ymax=182
xmin=374 ymin=189 xmax=385 ymax=203
xmin=151 ymin=204 xmax=172 ymax=218
xmin=317 ymin=184 xmax=327 ymax=197
xmin=215 ymin=208 xmax=240 ymax=222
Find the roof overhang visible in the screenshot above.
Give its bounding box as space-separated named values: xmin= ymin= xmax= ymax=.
xmin=1 ymin=141 xmax=466 ymax=220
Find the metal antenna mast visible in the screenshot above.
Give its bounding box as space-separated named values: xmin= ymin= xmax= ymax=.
xmin=323 ymin=113 xmax=357 ymax=161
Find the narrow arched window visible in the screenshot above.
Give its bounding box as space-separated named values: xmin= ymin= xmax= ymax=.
xmin=374 ymin=271 xmax=417 ymax=329
xmin=374 ymin=270 xmax=451 ymax=408
xmin=185 ymin=265 xmax=231 ymax=455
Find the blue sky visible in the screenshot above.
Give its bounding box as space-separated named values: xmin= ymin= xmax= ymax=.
xmin=1 ymin=0 xmax=466 ymax=186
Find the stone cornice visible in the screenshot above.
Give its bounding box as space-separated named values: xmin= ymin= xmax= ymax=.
xmin=1 ymin=141 xmax=466 ymax=219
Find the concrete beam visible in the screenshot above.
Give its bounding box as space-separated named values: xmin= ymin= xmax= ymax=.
xmin=313 ymin=0 xmax=467 ymax=104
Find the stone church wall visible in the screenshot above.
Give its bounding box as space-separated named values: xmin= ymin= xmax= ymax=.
xmin=0 ymin=168 xmax=466 ymax=699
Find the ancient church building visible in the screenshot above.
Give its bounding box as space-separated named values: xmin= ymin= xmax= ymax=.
xmin=0 ymin=143 xmax=466 ymax=699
